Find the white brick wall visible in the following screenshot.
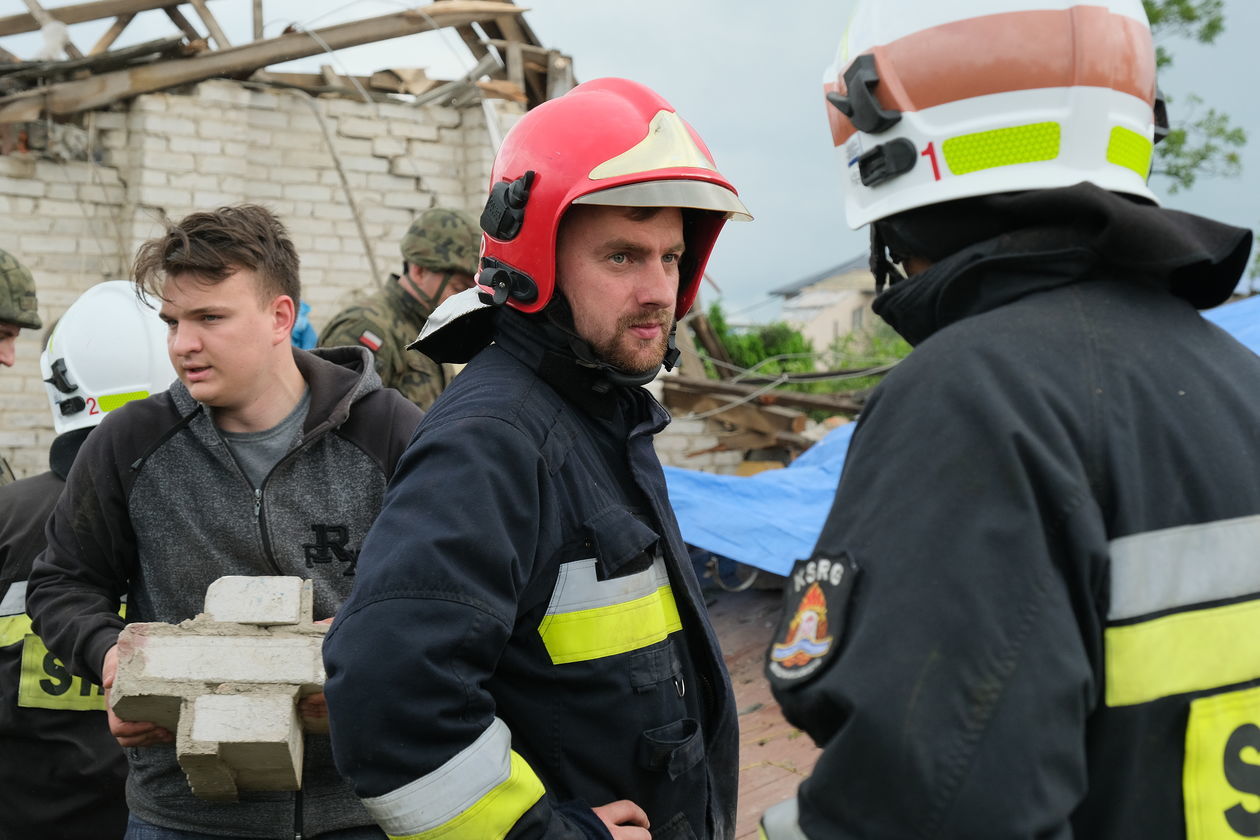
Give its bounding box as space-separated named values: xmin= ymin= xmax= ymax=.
xmin=0 ymin=79 xmax=517 ymax=478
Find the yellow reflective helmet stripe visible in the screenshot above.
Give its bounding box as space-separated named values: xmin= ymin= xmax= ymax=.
xmin=98 ymin=390 xmax=151 ymax=412
xmin=1106 ymin=125 xmax=1154 ymax=180
xmin=364 ymin=718 xmax=544 ymax=840
xmin=941 ymin=121 xmax=1061 ymax=176
xmin=387 ymin=752 xmax=544 ymax=840
xmin=539 ymin=584 xmax=683 ymax=665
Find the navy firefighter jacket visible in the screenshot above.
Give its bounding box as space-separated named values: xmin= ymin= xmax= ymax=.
xmin=324 ymin=309 xmax=738 ymax=840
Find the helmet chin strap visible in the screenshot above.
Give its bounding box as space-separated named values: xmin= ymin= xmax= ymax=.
xmin=399 ymin=264 xmax=452 ymax=311
xmin=540 ymin=296 xmax=679 ymax=391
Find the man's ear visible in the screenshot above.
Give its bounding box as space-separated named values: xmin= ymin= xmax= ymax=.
xmin=271 ymin=294 xmax=297 ymax=344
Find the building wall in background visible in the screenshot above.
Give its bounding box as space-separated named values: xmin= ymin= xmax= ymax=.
xmin=0 ymin=79 xmax=506 ymax=478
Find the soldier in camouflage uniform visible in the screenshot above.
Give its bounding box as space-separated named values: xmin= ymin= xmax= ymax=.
xmin=319 ymin=208 xmax=480 ymax=409
xmin=0 ymin=248 xmax=42 ymax=484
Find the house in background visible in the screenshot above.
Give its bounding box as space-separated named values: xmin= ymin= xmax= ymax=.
xmin=770 ymin=252 xmax=876 ymax=352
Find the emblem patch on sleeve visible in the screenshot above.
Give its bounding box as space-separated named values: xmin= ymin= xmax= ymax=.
xmin=357 ymin=330 xmax=383 ymax=352
xmin=766 ymin=553 xmax=859 ymax=686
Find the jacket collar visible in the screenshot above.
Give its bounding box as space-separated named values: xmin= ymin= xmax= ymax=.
xmin=874 ymin=184 xmax=1253 ymax=346
xmin=385 ymin=275 xmax=434 ymax=329
xmin=167 ymin=346 xmax=382 ymax=440
xmin=494 ymin=308 xmax=669 ymax=431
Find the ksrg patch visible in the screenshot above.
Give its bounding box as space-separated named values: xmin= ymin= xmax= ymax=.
xmin=357 ymin=330 xmax=383 ymax=352
xmin=766 ymin=553 xmax=859 ymax=686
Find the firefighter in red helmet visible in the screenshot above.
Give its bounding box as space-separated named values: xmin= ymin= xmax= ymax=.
xmin=324 ymin=78 xmax=751 ymax=840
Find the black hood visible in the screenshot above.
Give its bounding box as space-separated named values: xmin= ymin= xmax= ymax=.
xmin=874 ymin=183 xmax=1253 ymax=346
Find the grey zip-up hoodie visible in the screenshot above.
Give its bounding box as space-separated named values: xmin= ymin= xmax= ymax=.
xmin=28 ymin=346 xmax=422 ymax=839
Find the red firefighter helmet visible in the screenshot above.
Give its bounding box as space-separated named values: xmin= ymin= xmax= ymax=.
xmin=476 ymin=77 xmax=751 ymax=317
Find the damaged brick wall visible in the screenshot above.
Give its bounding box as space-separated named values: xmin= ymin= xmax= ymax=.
xmin=0 ymin=79 xmax=509 ymax=478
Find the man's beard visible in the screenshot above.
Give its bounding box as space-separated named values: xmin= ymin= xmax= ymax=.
xmin=590 ymin=311 xmax=672 ymax=374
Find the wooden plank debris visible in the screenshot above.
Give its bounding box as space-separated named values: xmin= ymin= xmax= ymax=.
xmin=163 ymin=5 xmax=203 ymax=42
xmin=186 ymin=0 xmax=230 ymax=50
xmin=663 ymin=377 xmax=866 ymax=416
xmin=0 ymin=0 xmax=214 ymax=37
xmin=0 ymin=1 xmax=529 ymax=123
xmin=21 ymin=0 xmax=85 ymax=59
xmin=89 ymin=12 xmax=135 ymax=55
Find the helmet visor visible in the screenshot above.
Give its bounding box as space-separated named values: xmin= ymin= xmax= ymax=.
xmin=572 ymin=179 xmax=752 ymax=222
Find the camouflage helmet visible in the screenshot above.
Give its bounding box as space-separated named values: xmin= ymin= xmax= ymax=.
xmin=0 ymin=248 xmax=41 ymax=330
xmin=399 ymin=208 xmax=480 ymax=277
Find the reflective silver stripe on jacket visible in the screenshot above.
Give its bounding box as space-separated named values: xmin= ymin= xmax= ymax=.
xmin=0 ymin=580 xmax=25 ymax=616
xmin=361 ymin=716 xmax=514 ymax=835
xmin=1108 ymin=513 xmax=1260 ymax=621
xmin=545 ymin=556 xmax=669 ymax=614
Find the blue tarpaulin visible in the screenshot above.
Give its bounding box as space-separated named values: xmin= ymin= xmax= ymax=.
xmin=665 ymin=293 xmax=1260 ymax=576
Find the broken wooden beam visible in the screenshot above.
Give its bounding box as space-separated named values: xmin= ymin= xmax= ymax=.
xmin=0 ymin=1 xmax=528 ymax=123
xmin=663 ymin=377 xmax=866 ymax=416
xmin=186 ymin=0 xmax=230 ymax=50
xmin=0 ymin=0 xmax=218 ymax=37
xmin=21 ymin=0 xmax=85 ymax=59
xmin=89 ymin=12 xmax=135 ymax=55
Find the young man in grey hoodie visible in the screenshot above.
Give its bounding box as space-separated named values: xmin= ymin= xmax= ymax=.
xmin=27 ymin=205 xmax=422 ymax=840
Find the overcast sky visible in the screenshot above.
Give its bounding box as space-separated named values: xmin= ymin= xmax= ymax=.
xmin=4 ymin=0 xmax=1257 ymax=318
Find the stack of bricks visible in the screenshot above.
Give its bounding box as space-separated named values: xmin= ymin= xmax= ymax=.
xmin=0 ymin=79 xmax=518 ymax=478
xmin=111 ymin=575 xmax=328 ymax=801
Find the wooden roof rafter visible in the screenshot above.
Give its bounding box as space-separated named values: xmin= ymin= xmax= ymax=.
xmin=0 ymin=1 xmax=542 ymax=123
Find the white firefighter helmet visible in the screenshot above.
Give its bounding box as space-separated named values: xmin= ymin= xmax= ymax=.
xmin=41 ymin=281 xmax=175 ymax=435
xmin=825 ymin=0 xmax=1161 ymax=229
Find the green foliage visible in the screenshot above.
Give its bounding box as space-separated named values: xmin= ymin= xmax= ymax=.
xmin=1141 ymin=0 xmax=1246 ymax=194
xmin=706 ymin=302 xmax=816 ymax=381
xmin=1143 ymin=0 xmax=1224 ymax=68
xmin=826 ymin=324 xmax=913 ymax=393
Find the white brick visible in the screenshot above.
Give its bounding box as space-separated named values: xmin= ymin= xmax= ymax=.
xmin=79 ymin=184 xmax=125 ymax=204
xmin=169 ymin=136 xmax=223 ymax=155
xmin=197 ymin=81 xmax=251 ymax=107
xmin=143 ymin=151 xmax=196 ymax=172
xmin=248 ymin=109 xmax=289 ymax=129
xmin=90 ymin=111 xmax=128 ymax=130
xmin=340 ymin=155 xmax=389 ymax=174
xmin=331 ymin=137 xmax=372 ymax=156
xmin=137 ymin=185 xmax=193 ymax=207
xmin=132 ymin=94 xmax=169 ymax=113
xmin=371 ymin=136 xmax=407 ymax=158
xmin=420 ymin=106 xmax=461 ymax=128
xmin=0 ymin=175 xmax=45 ymax=197
xmin=419 ymin=175 xmax=463 ymax=195
xmin=205 ymin=576 xmax=305 ymax=625
xmin=408 ymin=140 xmax=460 ymax=162
xmin=188 ymin=692 xmax=302 ymax=791
xmin=46 ymin=183 xmax=75 ymax=200
xmin=283 ymin=184 xmax=333 ymax=202
xmin=337 ymin=117 xmax=384 ymax=139
xmin=193 ymin=191 xmax=240 ymax=207
xmin=383 ymin=190 xmax=426 ymax=210
xmin=388 ymin=120 xmax=439 ymax=141
xmin=390 ymin=155 xmax=450 ymax=178
xmin=140 ymin=115 xmax=198 ymax=136
xmin=195 ymin=155 xmax=242 ymax=176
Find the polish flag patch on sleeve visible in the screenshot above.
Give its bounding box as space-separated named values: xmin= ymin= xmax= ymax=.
xmin=357 ymin=330 xmax=383 ymax=352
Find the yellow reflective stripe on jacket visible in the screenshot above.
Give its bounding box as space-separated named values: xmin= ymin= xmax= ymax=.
xmin=1105 ymin=515 xmax=1260 ymax=707
xmin=540 ymin=584 xmax=682 ymax=665
xmin=387 ymin=752 xmax=544 ymax=840
xmin=539 ymin=556 xmax=683 ymax=665
xmin=1106 ymin=598 xmax=1260 ymax=707
xmin=364 ymin=717 xmax=544 ymax=840
xmin=0 ymin=612 xmax=31 ymax=647
xmin=0 ymin=581 xmax=30 ymax=647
